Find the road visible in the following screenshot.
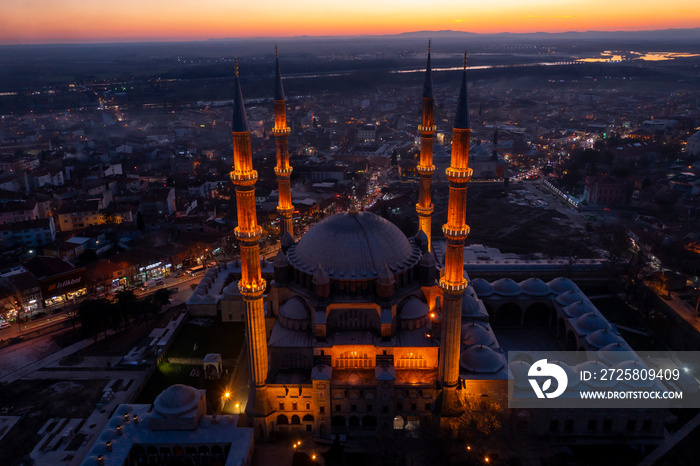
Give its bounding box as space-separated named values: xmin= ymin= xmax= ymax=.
xmin=1 ymin=274 xmax=202 ymax=343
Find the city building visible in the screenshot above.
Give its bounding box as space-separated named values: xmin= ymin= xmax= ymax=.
xmin=82 ymin=385 xmax=254 ymax=466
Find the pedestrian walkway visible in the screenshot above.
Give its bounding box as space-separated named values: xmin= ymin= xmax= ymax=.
xmin=1 ymin=332 xmax=113 ymax=385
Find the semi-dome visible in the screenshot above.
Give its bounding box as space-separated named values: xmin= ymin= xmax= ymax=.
xmin=471 ymin=278 xmax=494 ymax=297
xmin=287 ymin=211 xmax=420 ymax=279
xmin=154 ymin=384 xmax=200 ymax=415
xmin=399 ymin=296 xmax=429 ymax=319
xmin=279 ymin=297 xmax=309 ymax=320
xmin=520 ymin=278 xmax=551 ymax=296
xmin=459 ymin=345 xmax=506 ymax=373
xmin=492 ymin=278 xmax=522 ymax=296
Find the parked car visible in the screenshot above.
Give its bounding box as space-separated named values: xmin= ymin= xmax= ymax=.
xmin=31 ymin=311 xmax=47 ymax=320
xmin=51 ymin=308 xmax=63 ymax=315
xmin=0 ymin=321 xmax=11 ymax=330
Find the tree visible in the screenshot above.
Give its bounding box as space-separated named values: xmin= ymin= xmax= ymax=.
xmin=136 ymin=211 xmax=145 ymax=232
xmin=601 ymin=225 xmax=631 ymax=279
xmin=114 ymin=290 xmax=138 ymax=325
xmin=78 ymin=299 xmax=108 ymax=342
xmin=152 ymin=288 xmax=171 ymax=308
xmin=455 ymin=394 xmax=503 ymax=448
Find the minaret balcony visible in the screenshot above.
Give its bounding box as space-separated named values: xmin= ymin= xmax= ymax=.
xmin=239 ymin=279 xmax=267 ymax=297
xmin=274 ymin=167 xmax=293 ymax=176
xmin=277 ymin=205 xmax=295 ymax=215
xmin=416 ymin=204 xmax=434 ymax=216
xmin=230 ymin=170 xmax=258 ymax=185
xmin=272 ymin=127 xmax=291 ymax=136
xmin=439 ymin=278 xmax=468 ymax=293
xmin=417 ymin=165 xmax=435 ymax=175
xmin=442 ymin=224 xmax=470 ymax=239
xmin=445 ymin=167 xmax=473 ymax=183
xmin=234 ymin=226 xmax=263 ymax=240
xmin=418 ymin=125 xmax=436 ymax=133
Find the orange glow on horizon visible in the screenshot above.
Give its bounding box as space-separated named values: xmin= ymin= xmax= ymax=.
xmin=1 ymin=1 xmax=699 ymax=44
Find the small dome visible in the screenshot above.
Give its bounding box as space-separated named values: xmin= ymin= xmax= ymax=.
xmin=154 ymin=384 xmax=200 ymax=415
xmin=520 ymin=278 xmax=551 ymax=296
xmin=555 ymin=290 xmax=586 ymax=306
xmin=492 ymin=278 xmax=521 ymax=296
xmin=279 ymin=297 xmax=309 ymax=320
xmin=462 ymin=293 xmax=480 ymax=316
xmin=549 ymin=361 xmax=579 ymax=388
xmin=460 ymin=345 xmax=506 ymax=373
xmin=562 ymin=301 xmax=596 ymax=318
xmin=598 ymin=341 xmax=634 ymax=364
xmin=586 ymin=328 xmax=622 ymax=349
xmin=548 ymin=277 xmax=577 ymax=294
xmin=461 ymin=322 xmax=495 ymax=347
xmin=508 ymin=360 xmax=532 ymax=388
xmin=223 ymin=281 xmax=241 ymax=297
xmin=573 ymin=312 xmax=609 ymax=334
xmin=471 ymin=278 xmax=494 ymax=297
xmin=400 ymin=296 xmax=429 ymax=320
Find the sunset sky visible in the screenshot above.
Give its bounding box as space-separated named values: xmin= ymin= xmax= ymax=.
xmin=2 ymin=0 xmax=700 ymax=45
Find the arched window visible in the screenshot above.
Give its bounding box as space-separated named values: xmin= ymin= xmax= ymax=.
xmin=277 ymin=414 xmax=289 ymax=425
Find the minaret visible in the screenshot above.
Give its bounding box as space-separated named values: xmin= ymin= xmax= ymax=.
xmin=416 ymin=40 xmax=436 ymax=251
xmin=438 ymin=52 xmax=472 ymax=417
xmin=230 ymin=60 xmax=271 ymax=435
xmin=272 ymin=46 xmax=295 ymax=238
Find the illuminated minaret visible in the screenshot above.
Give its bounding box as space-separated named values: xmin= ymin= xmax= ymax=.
xmin=272 ymin=46 xmax=295 ymax=238
xmin=416 ymin=40 xmax=436 ymax=251
xmin=230 ymin=60 xmax=270 ymax=433
xmin=438 ymin=52 xmax=472 ymax=416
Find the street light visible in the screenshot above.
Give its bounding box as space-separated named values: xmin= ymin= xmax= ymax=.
xmin=235 ymin=402 xmax=240 ymax=414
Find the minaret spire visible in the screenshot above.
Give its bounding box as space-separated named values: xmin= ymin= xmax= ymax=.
xmin=272 ymin=47 xmax=294 ymax=238
xmin=438 ymin=54 xmax=472 ymax=419
xmin=416 ymin=40 xmax=436 ymax=251
xmin=230 ymin=62 xmax=271 ymax=437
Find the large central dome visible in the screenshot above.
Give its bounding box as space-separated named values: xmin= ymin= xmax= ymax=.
xmin=287 ymin=211 xmax=421 ymax=279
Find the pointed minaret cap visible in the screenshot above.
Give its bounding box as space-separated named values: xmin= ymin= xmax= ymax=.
xmin=453 ymin=51 xmax=470 ymax=130
xmin=423 ymin=39 xmax=433 ymax=99
xmin=232 ymin=58 xmax=250 ymax=132
xmin=274 ymin=45 xmax=285 ymax=101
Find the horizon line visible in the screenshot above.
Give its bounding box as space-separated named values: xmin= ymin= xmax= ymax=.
xmin=2 ymin=27 xmax=699 ymax=47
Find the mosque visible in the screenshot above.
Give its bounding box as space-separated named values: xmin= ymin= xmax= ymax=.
xmin=221 ymin=46 xmax=666 ymax=443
